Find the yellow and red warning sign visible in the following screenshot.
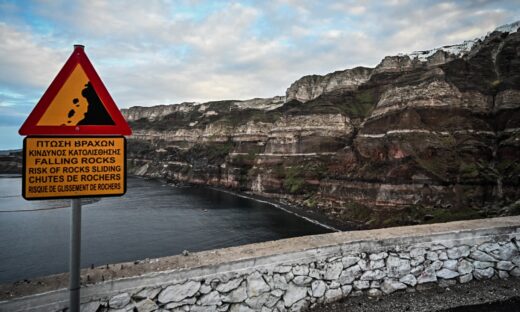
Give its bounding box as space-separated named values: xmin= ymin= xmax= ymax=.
xmin=23 ymin=137 xmax=126 ymax=199
xmin=19 ymin=45 xmax=131 ymax=200
xmin=19 ymin=45 xmax=131 ymax=135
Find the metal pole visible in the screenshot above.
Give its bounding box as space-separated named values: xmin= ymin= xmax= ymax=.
xmin=69 ymin=198 xmax=82 ymax=312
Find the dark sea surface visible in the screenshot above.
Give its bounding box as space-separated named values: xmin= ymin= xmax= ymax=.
xmin=0 ymin=175 xmax=330 ymax=283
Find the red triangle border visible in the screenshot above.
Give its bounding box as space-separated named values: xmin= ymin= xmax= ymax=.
xmin=19 ymin=46 xmax=132 ymax=136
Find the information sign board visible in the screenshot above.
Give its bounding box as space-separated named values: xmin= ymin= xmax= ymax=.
xmin=23 ymin=136 xmax=126 ymax=199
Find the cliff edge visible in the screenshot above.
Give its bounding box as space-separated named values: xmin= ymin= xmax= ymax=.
xmin=122 ymin=22 xmax=520 ymax=229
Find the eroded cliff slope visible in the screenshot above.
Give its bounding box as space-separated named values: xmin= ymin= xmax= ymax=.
xmin=0 ymin=151 xmax=22 ymax=174
xmin=123 ymin=23 xmax=520 ymax=229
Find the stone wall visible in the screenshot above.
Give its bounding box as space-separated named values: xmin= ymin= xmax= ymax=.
xmin=1 ymin=216 xmax=520 ymax=312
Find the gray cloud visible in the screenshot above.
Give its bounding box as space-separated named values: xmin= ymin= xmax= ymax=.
xmin=0 ymin=0 xmax=518 ymax=149
xmin=1 ymin=0 xmax=519 ymax=111
xmin=0 ymin=23 xmax=67 ymax=90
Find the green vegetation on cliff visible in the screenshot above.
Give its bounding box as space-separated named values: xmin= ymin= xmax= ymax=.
xmin=126 ymin=26 xmax=520 ymax=230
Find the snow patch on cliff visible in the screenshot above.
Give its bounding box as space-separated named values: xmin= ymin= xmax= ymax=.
xmin=495 ymin=20 xmax=520 ymax=34
xmin=401 ymin=20 xmax=519 ymax=62
xmin=402 ymin=39 xmax=477 ymax=61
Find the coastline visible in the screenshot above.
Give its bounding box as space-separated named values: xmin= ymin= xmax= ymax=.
xmin=208 ymin=186 xmax=342 ymax=232
xmin=0 ymin=174 xmax=21 ymax=178
xmin=133 ymin=174 xmax=348 ymax=232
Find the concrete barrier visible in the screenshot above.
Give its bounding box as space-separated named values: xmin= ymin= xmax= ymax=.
xmin=1 ymin=216 xmax=519 ymax=312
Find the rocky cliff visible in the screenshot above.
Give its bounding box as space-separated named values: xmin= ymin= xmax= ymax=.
xmin=123 ymin=22 xmax=520 ymax=229
xmin=0 ymin=150 xmax=22 ymax=174
xmin=285 ymin=67 xmax=373 ymax=102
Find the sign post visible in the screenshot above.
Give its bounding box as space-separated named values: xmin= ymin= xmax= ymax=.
xmin=70 ymin=198 xmax=81 ymax=311
xmin=18 ymin=45 xmax=131 ymax=312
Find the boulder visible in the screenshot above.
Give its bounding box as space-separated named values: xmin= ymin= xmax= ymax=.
xmin=222 ymin=284 xmax=248 ymax=303
xmin=510 ymin=268 xmax=520 ymax=277
xmin=217 ymin=278 xmax=244 ymax=293
xmin=459 ymin=273 xmax=473 ymax=284
xmin=381 ymin=279 xmax=407 ymax=294
xmin=353 ymin=280 xmax=370 ymax=290
xmin=199 ymin=291 xmax=222 ymax=306
xmin=473 ymin=261 xmax=494 ymax=269
xmin=370 ymin=260 xmax=385 ymax=270
xmin=311 ymin=280 xmax=327 ymax=297
xmin=272 ymin=274 xmax=288 ymax=290
xmin=457 ymin=260 xmax=474 ymax=275
xmin=324 ymin=288 xmax=343 ymax=303
xmin=399 ymin=274 xmax=417 ymax=287
xmin=473 ymin=268 xmax=495 ymax=280
xmin=426 ymin=252 xmax=438 ymax=261
xmin=470 ymin=250 xmax=496 ymax=262
xmin=80 ymin=301 xmax=101 ymax=312
xmin=436 ymin=269 xmax=459 ymax=279
xmin=443 ymin=260 xmax=458 ymax=271
xmin=386 ymin=256 xmax=411 ymax=278
xmin=283 ymin=283 xmax=308 ymax=307
xmin=497 ymin=243 xmax=519 ymax=261
xmin=159 ymin=281 xmax=201 ymax=304
xmin=323 ymin=261 xmax=343 ymax=280
xmin=409 ymin=248 xmax=427 ymax=258
xmin=165 ymin=297 xmax=197 ymax=309
xmin=134 ymin=288 xmax=161 ymax=300
xmin=367 ymin=288 xmax=383 ymax=298
xmin=247 ymin=272 xmax=271 ymax=297
xmin=292 ymin=265 xmax=309 ymax=276
xmin=339 ymin=264 xmax=362 ymax=285
xmin=369 ymin=252 xmax=388 ymax=261
xmin=417 ymin=267 xmax=437 ymax=284
xmin=109 ymin=293 xmax=131 ymax=309
xmin=360 ymin=270 xmax=386 ymax=281
xmin=341 ymin=285 xmax=353 ymax=296
xmin=245 ymin=293 xmax=270 ymax=310
xmin=135 ymin=298 xmax=158 ymax=312
xmin=498 ymin=270 xmax=510 ymax=279
xmin=478 ymin=242 xmax=500 ymax=253
xmin=447 ymin=246 xmax=470 ymax=259
xmin=341 ymin=256 xmax=360 ymax=268
xmin=229 ymin=304 xmax=256 ymax=312
xmin=292 ymin=276 xmax=313 ymax=286
xmin=496 ymin=261 xmax=514 ymax=271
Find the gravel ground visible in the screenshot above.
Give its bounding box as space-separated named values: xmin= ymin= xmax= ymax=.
xmin=308 ymin=278 xmax=520 ymax=312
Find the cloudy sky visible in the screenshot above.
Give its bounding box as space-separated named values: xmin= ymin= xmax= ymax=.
xmin=0 ymin=0 xmax=519 ymax=149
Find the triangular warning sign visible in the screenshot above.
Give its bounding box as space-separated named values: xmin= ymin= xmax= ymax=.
xmin=19 ymin=45 xmax=132 ymax=135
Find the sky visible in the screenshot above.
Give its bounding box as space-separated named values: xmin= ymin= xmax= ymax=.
xmin=0 ymin=0 xmax=519 ymax=149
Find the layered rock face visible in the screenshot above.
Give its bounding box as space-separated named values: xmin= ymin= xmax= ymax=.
xmin=124 ymin=23 xmax=520 ymax=229
xmin=285 ymin=67 xmax=372 ymax=102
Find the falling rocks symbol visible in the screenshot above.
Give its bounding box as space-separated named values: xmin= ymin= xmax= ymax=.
xmin=78 ymin=82 xmax=115 ymax=125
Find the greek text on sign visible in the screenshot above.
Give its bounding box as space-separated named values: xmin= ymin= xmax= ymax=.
xmin=23 ymin=137 xmax=126 ymax=199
